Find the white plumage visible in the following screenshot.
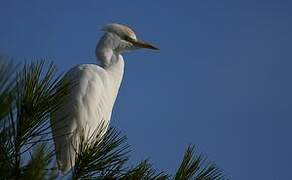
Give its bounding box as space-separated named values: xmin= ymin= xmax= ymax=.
xmin=51 ymin=23 xmax=158 ymax=173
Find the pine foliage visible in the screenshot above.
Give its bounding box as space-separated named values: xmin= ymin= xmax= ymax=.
xmin=0 ymin=59 xmax=227 ymax=180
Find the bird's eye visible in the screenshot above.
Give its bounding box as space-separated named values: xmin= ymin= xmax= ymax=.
xmin=124 ymin=36 xmax=134 ymax=42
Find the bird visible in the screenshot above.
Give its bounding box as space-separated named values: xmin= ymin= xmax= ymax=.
xmin=50 ymin=23 xmax=158 ymax=173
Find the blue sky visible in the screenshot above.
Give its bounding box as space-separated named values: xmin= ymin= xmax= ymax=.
xmin=1 ymin=0 xmax=292 ymax=179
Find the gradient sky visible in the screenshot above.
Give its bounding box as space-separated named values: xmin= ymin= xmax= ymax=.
xmin=1 ymin=0 xmax=292 ymax=179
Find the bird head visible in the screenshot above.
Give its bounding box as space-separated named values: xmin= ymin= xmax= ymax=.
xmin=100 ymin=23 xmax=159 ymax=53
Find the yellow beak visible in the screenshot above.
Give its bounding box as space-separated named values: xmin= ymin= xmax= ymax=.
xmin=128 ymin=39 xmax=159 ymax=50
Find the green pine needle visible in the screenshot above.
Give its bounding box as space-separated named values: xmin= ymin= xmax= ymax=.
xmin=121 ymin=160 xmax=169 ymax=180
xmin=0 ymin=59 xmax=227 ymax=180
xmin=174 ymin=145 xmax=226 ymax=180
xmin=73 ymin=125 xmax=130 ymax=179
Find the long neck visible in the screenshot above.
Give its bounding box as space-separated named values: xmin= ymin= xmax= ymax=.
xmin=95 ymin=33 xmax=125 ymax=90
xmin=106 ymin=55 xmax=125 ymax=91
xmin=95 ymin=33 xmax=120 ymax=68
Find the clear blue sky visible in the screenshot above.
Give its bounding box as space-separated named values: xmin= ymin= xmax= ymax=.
xmin=1 ymin=0 xmax=292 ymax=179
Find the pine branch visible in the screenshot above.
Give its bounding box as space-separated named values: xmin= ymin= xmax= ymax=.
xmin=73 ymin=125 xmax=130 ymax=179
xmin=121 ymin=160 xmax=169 ymax=180
xmin=0 ymin=59 xmax=228 ymax=180
xmin=0 ymin=59 xmax=18 ymax=178
xmin=0 ymin=59 xmax=69 ymax=179
xmin=21 ymin=144 xmax=57 ymax=180
xmin=14 ymin=61 xmax=68 ymax=146
xmin=174 ymin=145 xmax=226 ymax=180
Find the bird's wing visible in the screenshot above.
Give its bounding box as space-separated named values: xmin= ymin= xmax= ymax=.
xmin=51 ymin=64 xmax=112 ymax=173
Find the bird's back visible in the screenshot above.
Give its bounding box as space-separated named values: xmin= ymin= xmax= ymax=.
xmin=51 ymin=63 xmax=123 ymax=173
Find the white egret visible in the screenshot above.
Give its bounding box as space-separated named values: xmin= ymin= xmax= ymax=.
xmin=51 ymin=23 xmax=158 ymax=173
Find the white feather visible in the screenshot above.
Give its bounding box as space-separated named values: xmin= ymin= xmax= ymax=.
xmin=51 ymin=59 xmax=124 ymax=172
xmin=50 ymin=23 xmax=157 ymax=173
